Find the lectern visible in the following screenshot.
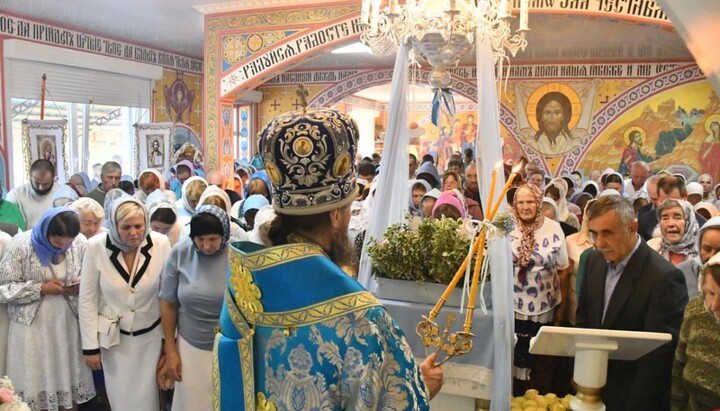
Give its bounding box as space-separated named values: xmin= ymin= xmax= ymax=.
xmin=529 ymin=326 xmax=672 ymax=411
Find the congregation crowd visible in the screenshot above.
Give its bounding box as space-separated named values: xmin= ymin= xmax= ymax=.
xmin=0 ymin=136 xmax=718 ymax=410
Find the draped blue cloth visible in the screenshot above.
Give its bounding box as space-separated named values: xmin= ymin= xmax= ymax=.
xmin=31 ymin=206 xmax=75 ymax=266
xmin=214 ymin=241 xmax=429 ymax=411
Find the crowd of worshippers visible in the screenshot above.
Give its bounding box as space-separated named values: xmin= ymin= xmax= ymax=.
xmin=0 ymin=150 xmax=718 ymax=410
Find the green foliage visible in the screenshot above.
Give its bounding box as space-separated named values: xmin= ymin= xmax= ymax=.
xmin=367 ymin=216 xmax=475 ymax=285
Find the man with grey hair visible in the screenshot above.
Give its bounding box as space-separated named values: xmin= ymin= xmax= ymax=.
xmin=86 ymin=161 xmax=122 ymax=206
xmin=576 ymin=194 xmax=687 ymax=410
xmin=624 ymin=161 xmax=650 ymax=197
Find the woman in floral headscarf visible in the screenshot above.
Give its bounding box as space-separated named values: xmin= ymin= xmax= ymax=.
xmin=509 ymin=184 xmax=570 ymax=396
xmin=647 ymin=199 xmax=699 ymax=266
xmin=158 ymin=205 xmax=230 ymax=411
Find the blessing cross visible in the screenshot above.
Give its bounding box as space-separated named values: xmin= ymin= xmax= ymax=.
xmin=295 ymin=83 xmax=309 ymax=113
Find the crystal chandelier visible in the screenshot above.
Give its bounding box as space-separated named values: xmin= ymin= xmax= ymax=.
xmin=360 ymin=0 xmax=529 ymax=89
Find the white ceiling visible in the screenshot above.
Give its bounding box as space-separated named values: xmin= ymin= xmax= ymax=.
xmin=1 ymin=0 xmax=213 ymax=58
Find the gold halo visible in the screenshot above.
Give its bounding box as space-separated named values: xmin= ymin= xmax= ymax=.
xmin=265 ymin=161 xmax=282 ymax=185
xmin=526 ymin=83 xmax=582 ymax=132
xmin=704 ymin=113 xmax=720 ymax=134
xmin=623 ymin=126 xmax=646 ymax=147
xmin=293 ymin=137 xmax=314 ymax=157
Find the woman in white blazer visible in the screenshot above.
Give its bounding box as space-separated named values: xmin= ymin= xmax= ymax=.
xmin=79 ymin=197 xmax=171 ymax=411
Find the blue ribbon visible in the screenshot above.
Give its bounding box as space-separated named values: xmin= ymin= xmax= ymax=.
xmin=431 ymin=88 xmax=456 ymax=127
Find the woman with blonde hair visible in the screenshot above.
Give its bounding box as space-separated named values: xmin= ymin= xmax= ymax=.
xmin=79 ymin=198 xmax=171 ymax=411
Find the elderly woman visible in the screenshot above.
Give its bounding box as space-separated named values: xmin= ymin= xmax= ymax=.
xmin=0 ymin=208 xmax=95 ymax=410
xmin=70 ymin=197 xmax=105 ymax=239
xmin=648 ymin=199 xmax=699 ymax=266
xmin=79 ymin=198 xmax=171 ymax=411
xmin=671 ymin=252 xmax=720 ymax=410
xmin=159 ymin=205 xmax=230 ymax=411
xmin=510 ymin=184 xmax=570 ymax=395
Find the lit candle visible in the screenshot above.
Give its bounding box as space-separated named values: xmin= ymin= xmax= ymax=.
xmin=490 ymin=163 xmax=522 ymax=218
xmin=519 ymin=0 xmax=529 ymax=30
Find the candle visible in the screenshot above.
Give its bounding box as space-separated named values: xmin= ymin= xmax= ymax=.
xmin=463 ymin=231 xmax=487 ymax=331
xmin=519 ymin=0 xmax=529 ymax=30
xmin=498 ymin=0 xmax=509 ymax=18
xmin=435 ymin=234 xmax=483 ymax=304
xmin=490 ymin=163 xmax=522 ymax=218
xmin=486 ymin=163 xmax=499 ymax=219
xmin=361 ymin=0 xmax=370 ymax=24
xmin=371 ymin=0 xmax=381 ymax=34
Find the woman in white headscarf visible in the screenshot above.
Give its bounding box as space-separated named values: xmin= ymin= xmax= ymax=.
xmin=179 ymin=186 xmax=247 ymax=242
xmin=147 ymin=190 xmax=181 ymax=246
xmin=175 ymin=176 xmax=208 ymax=226
xmin=545 ymin=180 xmax=580 ymax=230
xmin=647 ymin=199 xmax=699 ymax=266
xmin=79 ymin=197 xmax=172 ymax=411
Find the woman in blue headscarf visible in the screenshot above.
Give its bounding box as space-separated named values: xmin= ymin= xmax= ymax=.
xmin=158 ymin=205 xmax=230 ymax=411
xmin=0 ymin=207 xmax=95 ymax=410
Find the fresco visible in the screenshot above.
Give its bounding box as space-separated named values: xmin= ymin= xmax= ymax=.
xmin=154 ymin=69 xmax=204 ymax=167
xmin=582 ymin=81 xmax=720 ymax=181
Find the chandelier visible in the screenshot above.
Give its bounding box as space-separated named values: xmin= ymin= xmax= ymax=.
xmin=360 ymin=0 xmax=529 ymax=89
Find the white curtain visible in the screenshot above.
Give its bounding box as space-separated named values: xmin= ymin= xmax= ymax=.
xmin=475 ymin=37 xmax=514 ymax=410
xmin=357 ymin=39 xmax=411 ymax=292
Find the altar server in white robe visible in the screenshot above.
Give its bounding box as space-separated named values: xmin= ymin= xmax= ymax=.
xmin=79 ymin=197 xmax=171 ymax=411
xmin=6 ymin=159 xmax=59 ymax=229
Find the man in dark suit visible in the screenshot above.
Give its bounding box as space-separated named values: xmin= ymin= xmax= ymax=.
xmin=576 ymin=195 xmax=688 ymax=411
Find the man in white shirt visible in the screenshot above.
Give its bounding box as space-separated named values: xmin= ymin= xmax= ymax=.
xmin=5 ymin=159 xmax=59 ymax=229
xmin=623 ymin=160 xmax=650 ymax=197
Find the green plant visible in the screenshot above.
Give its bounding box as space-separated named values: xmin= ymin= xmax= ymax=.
xmin=367 ymin=216 xmax=475 ymax=285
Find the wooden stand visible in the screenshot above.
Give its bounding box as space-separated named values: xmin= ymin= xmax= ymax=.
xmin=529 ymin=326 xmax=671 ymax=411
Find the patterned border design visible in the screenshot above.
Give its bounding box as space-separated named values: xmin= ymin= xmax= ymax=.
xmin=240 ymin=338 xmax=255 ymax=410
xmin=310 ymin=69 xmax=478 ymax=107
xmin=211 ymin=336 xmax=221 ymax=411
xmin=205 ymin=6 xmax=360 ymax=171
xmin=557 ymin=64 xmax=703 ymax=175
xmin=230 ymin=242 xmax=326 ymax=271
xmin=245 ymin=291 xmax=380 ymax=327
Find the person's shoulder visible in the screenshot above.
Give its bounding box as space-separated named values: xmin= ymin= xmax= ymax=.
xmin=684 ymin=296 xmax=706 ymax=318
xmin=87 ymin=231 xmax=109 ymax=248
